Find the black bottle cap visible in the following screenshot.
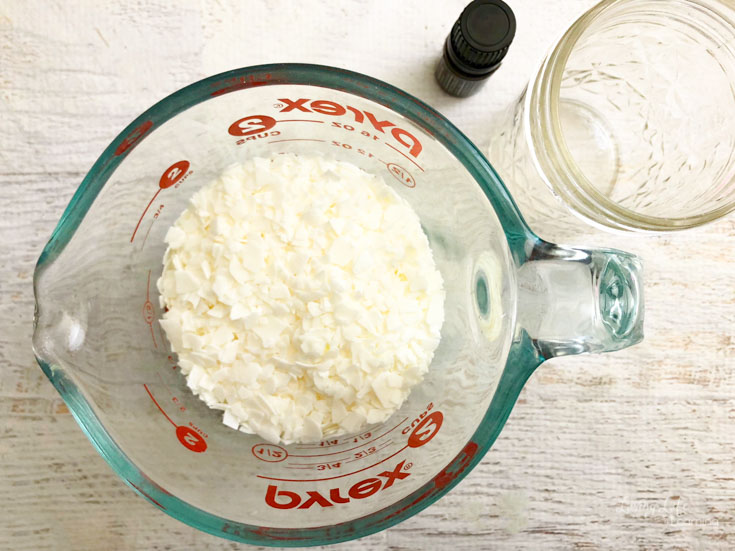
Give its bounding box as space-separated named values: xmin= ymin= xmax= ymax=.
xmin=436 ymin=0 xmax=516 ymax=97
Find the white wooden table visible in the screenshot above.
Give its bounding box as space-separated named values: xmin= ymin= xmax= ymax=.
xmin=2 ymin=1 xmax=734 ymax=549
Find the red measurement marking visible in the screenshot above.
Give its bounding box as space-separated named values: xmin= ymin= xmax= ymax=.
xmin=115 ymin=120 xmax=153 ymax=156
xmin=130 ymin=189 xmax=161 ymax=243
xmin=407 ymin=411 xmax=443 ymax=448
xmin=289 ymin=459 xmax=348 ymax=467
xmin=142 ymin=384 xmax=207 ymax=453
xmin=158 ymin=159 xmax=191 ymax=189
xmin=387 ymin=163 xmax=416 ymax=188
xmin=143 ymin=384 xmax=176 ymax=427
xmin=289 ymin=417 xmax=408 ymax=457
xmin=187 ymin=422 xmax=208 ymax=439
xmin=176 ymin=425 xmax=207 ymax=453
xmin=249 ymin=525 xmax=302 ymax=542
xmin=432 ymin=441 xmax=478 ymax=490
xmin=229 ymin=115 xmax=277 ymax=137
xmin=252 ymin=443 xmax=288 ymax=463
xmin=257 ymin=445 xmax=409 ymax=483
xmin=143 ymin=270 xmax=157 ymax=348
xmin=159 ymin=160 xmax=190 ymax=189
xmin=344 ymin=440 xmax=393 ymax=464
xmin=379 ymin=487 xmax=432 ymax=524
xmin=268 ymin=139 xmax=326 ymax=144
xmin=275 ymin=119 xmax=325 ymax=124
xmin=131 ymin=160 xmax=190 ymax=243
xmin=210 ymin=74 xmax=272 ymax=97
xmin=386 ymin=142 xmax=425 ymax=172
xmin=141 ymin=218 xmax=155 ymax=248
xmin=295 ymin=438 xmax=346 ymax=450
xmin=129 ymin=482 xmax=165 ymax=509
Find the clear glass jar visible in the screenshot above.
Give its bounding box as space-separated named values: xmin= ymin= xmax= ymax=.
xmin=488 ymin=0 xmax=735 ymax=239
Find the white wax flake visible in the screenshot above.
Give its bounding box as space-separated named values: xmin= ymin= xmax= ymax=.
xmin=165 ymin=226 xmax=187 ymax=249
xmin=158 ymin=154 xmax=445 ymax=444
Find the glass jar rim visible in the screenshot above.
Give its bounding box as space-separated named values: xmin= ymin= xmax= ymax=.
xmin=528 ymin=0 xmax=735 ymax=231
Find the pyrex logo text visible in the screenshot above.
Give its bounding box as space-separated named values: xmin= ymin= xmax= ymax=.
xmin=263 ymin=408 xmax=443 ymax=510
xmin=279 ymin=98 xmax=422 ymax=158
xmin=266 ymin=461 xmax=410 ymax=510
xmin=228 ymin=98 xmax=424 ymax=159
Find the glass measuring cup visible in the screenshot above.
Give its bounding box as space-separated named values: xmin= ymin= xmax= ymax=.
xmin=488 ymin=0 xmax=735 ymax=235
xmin=33 ymin=64 xmax=644 ymax=546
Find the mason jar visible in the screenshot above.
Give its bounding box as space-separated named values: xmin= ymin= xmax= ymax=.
xmin=488 ymin=0 xmax=735 ymax=241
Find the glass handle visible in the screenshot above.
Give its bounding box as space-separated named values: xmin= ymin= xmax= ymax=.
xmin=516 ymin=240 xmax=644 ymax=360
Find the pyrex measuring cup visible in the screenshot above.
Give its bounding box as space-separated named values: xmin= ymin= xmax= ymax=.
xmin=33 ymin=64 xmax=644 ymax=546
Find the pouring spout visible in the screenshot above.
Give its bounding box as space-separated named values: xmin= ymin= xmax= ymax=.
xmin=516 ymin=239 xmax=644 ymax=360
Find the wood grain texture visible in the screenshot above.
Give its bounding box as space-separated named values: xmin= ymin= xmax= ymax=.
xmin=1 ymin=0 xmax=733 ymax=549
